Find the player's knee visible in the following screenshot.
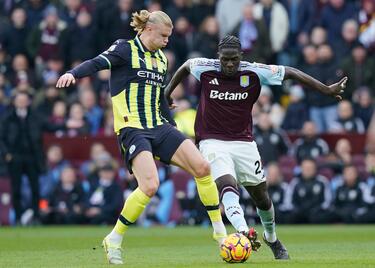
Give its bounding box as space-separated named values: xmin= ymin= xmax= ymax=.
xmin=254 ymin=196 xmax=272 ymax=210
xmin=139 ymin=176 xmax=159 ymax=197
xmin=192 ymin=160 xmax=211 ymax=178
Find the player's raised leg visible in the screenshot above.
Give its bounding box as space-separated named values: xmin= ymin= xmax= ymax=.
xmin=170 ymin=139 xmax=227 ymax=244
xmin=103 ymin=151 xmax=159 ymax=264
xmin=215 ymin=175 xmax=261 ymax=251
xmin=245 ymin=183 xmax=289 ymax=259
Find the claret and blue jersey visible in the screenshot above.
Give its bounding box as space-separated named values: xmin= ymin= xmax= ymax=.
xmin=189 ymin=58 xmax=285 ymax=143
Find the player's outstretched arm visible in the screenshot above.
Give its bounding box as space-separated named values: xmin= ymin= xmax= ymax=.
xmin=284 ymin=66 xmax=348 ymax=101
xmin=56 ymin=57 xmax=110 ymax=89
xmin=164 ymin=60 xmax=191 ymax=107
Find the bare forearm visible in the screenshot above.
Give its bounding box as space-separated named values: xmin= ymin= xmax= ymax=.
xmin=284 ymin=66 xmax=329 ymax=94
xmin=164 ymin=60 xmax=190 ymax=99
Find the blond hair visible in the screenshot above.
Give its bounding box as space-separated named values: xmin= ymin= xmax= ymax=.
xmin=130 ymin=10 xmax=173 ymax=34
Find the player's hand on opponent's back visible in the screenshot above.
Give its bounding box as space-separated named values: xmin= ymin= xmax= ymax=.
xmin=327 ymin=76 xmax=348 ymax=101
xmin=56 ymin=73 xmax=76 ymax=88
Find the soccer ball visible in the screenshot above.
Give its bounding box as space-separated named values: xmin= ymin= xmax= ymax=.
xmin=220 ymin=233 xmax=252 ymax=263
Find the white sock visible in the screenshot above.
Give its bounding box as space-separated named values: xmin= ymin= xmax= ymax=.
xmin=212 ymin=221 xmax=227 ymax=236
xmin=222 ymin=191 xmax=249 ymax=233
xmin=257 ymin=204 xmax=277 ymax=243
xmin=107 ymin=229 xmax=123 ymax=246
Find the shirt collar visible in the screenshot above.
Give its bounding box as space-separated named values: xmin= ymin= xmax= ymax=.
xmin=135 ymin=35 xmax=157 ymax=54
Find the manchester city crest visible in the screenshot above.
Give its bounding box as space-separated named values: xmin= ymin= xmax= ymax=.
xmin=240 ymin=75 xmax=249 ymax=87
xmin=151 ymin=57 xmax=158 ymax=69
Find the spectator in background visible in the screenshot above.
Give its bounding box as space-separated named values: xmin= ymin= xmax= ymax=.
xmin=301 ymin=45 xmax=338 ymax=133
xmin=358 ymin=0 xmax=375 ymax=53
xmin=65 ymin=102 xmax=91 ymax=137
xmin=192 ymin=16 xmax=219 ymax=59
xmin=281 ymin=84 xmax=308 ymax=132
xmin=265 ymin=162 xmax=290 ymax=223
xmin=48 ymin=100 xmax=67 ymax=128
xmin=215 ymin=0 xmax=250 ymax=38
xmin=281 ymin=0 xmax=317 ymax=52
xmin=253 ymin=0 xmax=289 ymax=64
xmin=40 ymin=166 xmax=85 ymax=224
xmin=231 ymin=2 xmax=271 ymax=63
xmin=173 ymin=99 xmax=196 ymax=139
xmin=320 ymin=0 xmax=357 ymax=46
xmin=24 ymin=0 xmax=48 ymax=26
xmin=310 ymin=26 xmax=327 ymax=47
xmin=327 ymin=165 xmax=368 ymax=223
xmin=165 ymin=0 xmax=191 ymax=23
xmin=40 ymin=57 xmax=64 ymax=86
xmin=324 ymin=138 xmax=353 ymax=177
xmin=189 ymin=0 xmax=215 ymax=29
xmin=168 ymin=16 xmax=191 ymax=67
xmin=293 ymin=121 xmax=329 ymax=164
xmin=333 ymin=100 xmax=365 ymax=134
xmin=99 ymin=107 xmax=115 ymax=137
xmin=257 ymin=85 xmax=285 ymax=128
xmin=0 ymin=8 xmax=30 ymax=58
xmin=353 ymin=87 xmax=374 ymax=130
xmin=0 ymin=91 xmax=66 ymax=224
xmin=26 ymin=5 xmax=68 ymax=71
xmin=99 ymin=0 xmax=135 ymax=49
xmin=333 ymin=19 xmax=359 ymax=61
xmin=254 ymin=112 xmax=290 ymax=165
xmin=288 ymin=159 xmax=331 ymax=223
xmin=355 ymin=181 xmax=375 ymax=223
xmin=34 ymin=85 xmax=62 ymax=118
xmin=365 ymin=152 xmax=375 ymax=185
xmin=79 ymin=88 xmax=103 ymax=135
xmin=39 ymin=144 xmax=70 ymax=199
xmin=92 ymin=70 xmax=111 ymax=107
xmin=59 ymin=0 xmax=84 ymax=27
xmin=9 ymin=54 xmax=36 ymax=92
xmin=0 ymin=46 xmax=10 ymax=77
xmin=338 ymin=43 xmax=375 ymax=99
xmin=367 ymin=113 xmax=375 ymax=153
xmin=0 ymin=86 xmax=8 ymax=114
xmin=79 ymin=142 xmax=109 ymax=179
xmin=85 ymin=163 xmax=123 ymax=224
xmin=316 ymin=44 xmax=338 ymax=87
xmin=65 ymin=7 xmax=97 ymax=68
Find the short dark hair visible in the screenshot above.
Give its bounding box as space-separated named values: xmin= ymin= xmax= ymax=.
xmin=218 ymin=35 xmax=241 ymax=51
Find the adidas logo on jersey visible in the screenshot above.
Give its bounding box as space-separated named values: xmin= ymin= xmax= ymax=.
xmin=209 ymin=78 xmax=219 ymax=85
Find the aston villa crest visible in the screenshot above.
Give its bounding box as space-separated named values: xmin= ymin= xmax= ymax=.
xmin=240 ymin=75 xmax=249 ymax=87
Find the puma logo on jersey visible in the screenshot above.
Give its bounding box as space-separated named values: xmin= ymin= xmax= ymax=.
xmin=209 ymin=78 xmax=219 ymax=85
xmin=210 ymin=90 xmax=249 ymax=100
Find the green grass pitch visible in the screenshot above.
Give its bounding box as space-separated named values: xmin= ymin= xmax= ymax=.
xmin=0 ymin=225 xmax=374 ymax=267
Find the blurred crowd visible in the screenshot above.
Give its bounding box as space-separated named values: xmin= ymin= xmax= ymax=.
xmin=0 ymin=0 xmax=374 ymax=225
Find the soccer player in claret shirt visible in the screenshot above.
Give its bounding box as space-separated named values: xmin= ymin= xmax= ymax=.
xmin=165 ymin=35 xmax=348 ymax=260
xmin=57 ymin=10 xmax=227 ymax=265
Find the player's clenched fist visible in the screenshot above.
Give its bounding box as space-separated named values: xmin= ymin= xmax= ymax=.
xmin=56 ymin=73 xmax=76 ymax=88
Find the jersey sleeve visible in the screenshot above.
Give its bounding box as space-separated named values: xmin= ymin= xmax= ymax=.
xmin=245 ymin=62 xmax=285 ymax=85
xmin=99 ymin=39 xmax=129 ymax=68
xmin=189 ymin=58 xmax=219 ymax=81
xmin=68 ymin=40 xmax=129 ymax=78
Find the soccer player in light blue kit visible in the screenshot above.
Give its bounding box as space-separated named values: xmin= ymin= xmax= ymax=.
xmin=165 ymin=35 xmax=347 ymax=259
